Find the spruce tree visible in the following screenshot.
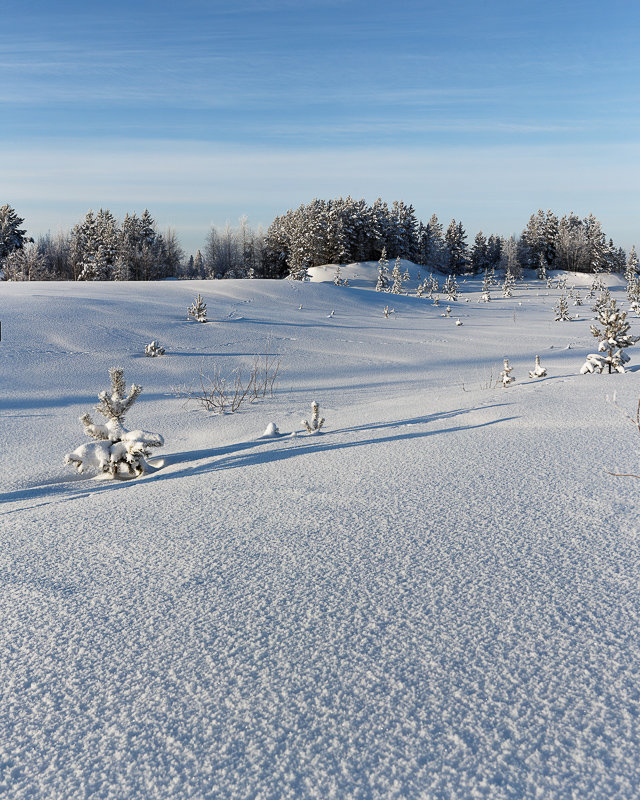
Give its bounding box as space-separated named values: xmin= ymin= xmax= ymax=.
xmin=554 ymin=295 xmax=571 ymax=321
xmin=65 ymin=368 xmax=163 ymax=478
xmin=443 ymin=274 xmax=459 ymax=300
xmin=188 ymin=294 xmax=208 ymax=322
xmin=376 ymin=247 xmax=390 ymax=292
xmin=390 ymin=256 xmax=404 ymax=294
xmin=581 ymin=298 xmax=640 ymax=373
xmin=0 ymin=204 xmax=32 ymax=271
xmin=502 ymin=267 xmax=515 ymax=298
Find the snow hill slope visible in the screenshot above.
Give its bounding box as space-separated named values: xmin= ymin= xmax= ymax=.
xmin=1 ymin=271 xmax=640 ymax=799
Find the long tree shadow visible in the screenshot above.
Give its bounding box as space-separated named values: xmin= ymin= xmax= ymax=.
xmin=0 ymin=405 xmax=518 ymax=511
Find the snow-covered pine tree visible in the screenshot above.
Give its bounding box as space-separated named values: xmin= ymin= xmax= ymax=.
xmin=444 ymin=219 xmax=468 ymax=274
xmin=625 ymin=245 xmax=639 ymax=288
xmin=628 ymin=277 xmax=640 ymax=315
xmin=188 ymin=293 xmax=208 ymax=322
xmin=65 ymin=368 xmax=163 ymax=478
xmin=502 ymin=267 xmax=515 ymax=298
xmin=302 ymin=401 xmax=325 ymax=433
xmin=536 ymin=253 xmax=547 ymax=280
xmin=499 ymin=236 xmax=522 ymax=280
xmin=554 ymin=294 xmax=571 ymax=321
xmin=2 ymin=242 xmax=47 ymax=280
xmin=529 ymin=355 xmax=547 ymax=378
xmin=376 ymin=247 xmax=390 ymax=292
xmin=427 ymin=273 xmax=439 ymax=298
xmin=591 ymin=287 xmax=611 ymax=315
xmin=193 ymin=250 xmax=205 ymax=278
xmin=581 ymin=297 xmax=640 ymax=374
xmin=443 ymin=274 xmax=459 ymax=300
xmin=481 ymin=271 xmax=491 ymax=302
xmin=0 ymin=204 xmax=32 ymax=273
xmin=390 ymin=256 xmax=404 ymax=294
xmin=588 ymin=275 xmax=606 ymax=300
xmin=500 ymin=358 xmax=515 ymax=386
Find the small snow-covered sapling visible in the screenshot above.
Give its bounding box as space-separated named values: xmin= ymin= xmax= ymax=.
xmin=383 ymin=305 xmax=394 ymax=318
xmin=500 ymin=358 xmax=515 ymax=387
xmin=580 ymin=297 xmax=640 ymax=374
xmin=65 ymin=368 xmax=164 ymax=478
xmin=529 ymin=355 xmax=547 ymax=378
xmin=302 ymin=401 xmax=325 ymax=434
xmin=554 ymin=295 xmax=571 ymax=321
xmin=188 ymin=294 xmax=207 ymax=322
xmin=145 ymin=340 xmax=165 ymax=357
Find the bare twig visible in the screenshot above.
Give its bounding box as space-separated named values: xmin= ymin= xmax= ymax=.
xmin=172 ymin=350 xmax=281 ymax=414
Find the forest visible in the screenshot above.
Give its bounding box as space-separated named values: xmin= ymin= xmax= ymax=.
xmin=0 ymin=200 xmax=633 ymax=281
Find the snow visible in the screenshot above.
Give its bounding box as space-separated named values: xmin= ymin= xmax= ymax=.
xmin=2 ymin=270 xmax=640 ymax=798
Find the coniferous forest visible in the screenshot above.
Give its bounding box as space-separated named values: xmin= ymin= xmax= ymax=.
xmin=0 ymin=199 xmax=633 ymax=281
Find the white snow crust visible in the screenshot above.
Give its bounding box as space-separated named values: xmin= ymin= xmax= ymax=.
xmin=1 ymin=271 xmax=639 ymax=798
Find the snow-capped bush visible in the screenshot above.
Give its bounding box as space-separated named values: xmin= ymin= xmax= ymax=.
xmin=303 ymin=401 xmax=325 ymax=434
xmin=580 ymin=297 xmax=640 ymax=374
xmin=500 ymin=358 xmax=515 ymax=386
xmin=145 ymin=340 xmax=165 ymax=357
xmin=529 ymin=355 xmax=547 ymax=378
xmin=65 ymin=368 xmax=163 ymax=478
xmin=188 ymin=294 xmax=207 ymax=322
xmin=261 ymin=422 xmax=280 ymax=438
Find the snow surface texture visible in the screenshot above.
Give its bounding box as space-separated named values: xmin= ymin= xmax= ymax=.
xmin=2 ymin=268 xmax=640 ymax=799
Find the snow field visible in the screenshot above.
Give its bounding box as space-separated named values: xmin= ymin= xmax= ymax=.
xmin=1 ymin=269 xmax=640 ymax=798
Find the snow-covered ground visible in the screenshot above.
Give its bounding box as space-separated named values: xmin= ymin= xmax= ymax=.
xmin=2 ymin=268 xmax=640 ymax=799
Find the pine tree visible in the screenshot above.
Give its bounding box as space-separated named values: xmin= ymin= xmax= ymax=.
xmin=302 ymin=401 xmax=325 ymax=434
xmin=390 ymin=256 xmax=404 ymax=294
xmin=193 ymin=250 xmax=205 ymax=278
xmin=443 ymin=274 xmax=459 ymax=300
xmin=0 ymin=205 xmax=32 ymax=272
xmin=537 ymin=253 xmax=547 ymax=280
xmin=376 ymin=247 xmax=390 ymax=292
xmin=470 ymin=231 xmax=489 ymax=275
xmin=445 ymin=219 xmax=468 ymax=274
xmin=581 ymin=298 xmax=640 ymax=374
xmin=502 ymin=267 xmax=515 ymax=298
xmin=481 ymin=271 xmax=491 ymax=302
xmin=554 ymin=295 xmax=571 ymax=321
xmin=628 ymin=277 xmax=640 ymax=315
xmin=188 ymin=294 xmax=208 ymax=322
xmin=626 ymin=245 xmax=639 ymax=285
xmin=65 ymin=368 xmax=164 ymax=478
xmin=2 ymin=242 xmax=47 ymax=280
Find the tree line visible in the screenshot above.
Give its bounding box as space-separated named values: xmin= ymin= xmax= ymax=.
xmin=0 ymin=200 xmax=634 ymax=281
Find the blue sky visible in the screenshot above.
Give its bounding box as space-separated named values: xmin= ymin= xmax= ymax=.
xmin=2 ymin=0 xmax=639 ymax=253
